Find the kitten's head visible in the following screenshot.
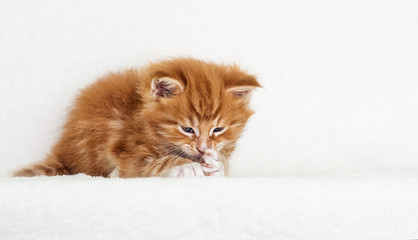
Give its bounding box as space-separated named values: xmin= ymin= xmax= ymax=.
xmin=140 ymin=58 xmax=261 ymax=161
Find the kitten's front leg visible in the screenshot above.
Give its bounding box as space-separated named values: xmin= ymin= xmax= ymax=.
xmin=145 ymin=155 xmax=201 ymax=177
xmin=167 ymin=150 xmax=224 ymax=177
xmin=167 ymin=162 xmax=205 ymax=177
xmin=119 ymin=153 xmax=223 ymax=178
xmin=119 ymin=154 xmax=198 ymax=178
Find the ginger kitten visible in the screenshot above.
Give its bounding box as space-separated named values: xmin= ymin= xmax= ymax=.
xmin=14 ymin=58 xmax=261 ymax=178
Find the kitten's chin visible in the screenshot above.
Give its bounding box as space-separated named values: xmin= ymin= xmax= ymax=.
xmin=188 ymin=154 xmax=204 ymax=163
xmin=164 ymin=145 xmax=202 ymax=163
xmin=178 ymin=151 xmax=202 ymax=163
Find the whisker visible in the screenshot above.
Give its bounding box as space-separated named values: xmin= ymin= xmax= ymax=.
xmin=162 ymin=145 xmax=201 ymax=162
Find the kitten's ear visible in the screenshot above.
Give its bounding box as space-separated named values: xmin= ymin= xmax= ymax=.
xmin=225 ymin=74 xmax=261 ymax=99
xmin=151 ymin=77 xmax=184 ymax=98
xmin=226 ymin=86 xmax=256 ymax=98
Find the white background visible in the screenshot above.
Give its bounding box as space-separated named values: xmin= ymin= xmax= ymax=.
xmin=0 ymin=0 xmax=417 ymax=177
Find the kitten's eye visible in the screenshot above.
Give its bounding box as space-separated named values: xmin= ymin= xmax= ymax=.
xmin=213 ymin=127 xmax=224 ymax=133
xmin=211 ymin=127 xmax=226 ymax=136
xmin=182 ymin=127 xmax=194 ymax=133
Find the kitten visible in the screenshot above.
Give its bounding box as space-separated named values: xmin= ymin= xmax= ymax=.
xmin=14 ymin=58 xmax=261 ymax=178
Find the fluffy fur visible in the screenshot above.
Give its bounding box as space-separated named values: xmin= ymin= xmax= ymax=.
xmin=14 ymin=58 xmax=261 ymax=178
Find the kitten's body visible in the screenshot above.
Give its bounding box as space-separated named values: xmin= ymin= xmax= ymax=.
xmin=14 ymin=58 xmax=260 ymax=178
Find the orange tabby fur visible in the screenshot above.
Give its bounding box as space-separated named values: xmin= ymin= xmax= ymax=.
xmin=14 ymin=58 xmax=260 ymax=178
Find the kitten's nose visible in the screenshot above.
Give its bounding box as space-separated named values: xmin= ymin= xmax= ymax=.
xmin=196 ymin=146 xmax=207 ymax=155
xmin=197 ymin=137 xmax=210 ymax=155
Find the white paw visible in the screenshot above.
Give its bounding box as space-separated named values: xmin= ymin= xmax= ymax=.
xmin=201 ymin=149 xmax=224 ymax=176
xmin=168 ymin=163 xmax=204 ymax=177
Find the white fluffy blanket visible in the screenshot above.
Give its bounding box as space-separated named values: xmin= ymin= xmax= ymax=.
xmin=1 ymin=175 xmax=417 ymax=240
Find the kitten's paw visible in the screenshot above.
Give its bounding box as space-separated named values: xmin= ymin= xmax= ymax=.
xmin=201 ymin=149 xmax=224 ymax=176
xmin=168 ymin=163 xmax=204 ymax=178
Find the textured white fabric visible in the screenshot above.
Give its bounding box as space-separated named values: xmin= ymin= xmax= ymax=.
xmin=1 ymin=175 xmax=417 ymax=240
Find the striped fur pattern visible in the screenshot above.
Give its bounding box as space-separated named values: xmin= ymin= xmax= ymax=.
xmin=14 ymin=58 xmax=261 ymax=178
